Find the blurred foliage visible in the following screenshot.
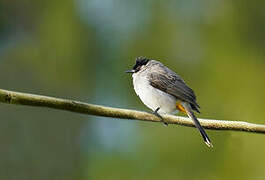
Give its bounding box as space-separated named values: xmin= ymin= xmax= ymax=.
xmin=0 ymin=0 xmax=264 ymax=179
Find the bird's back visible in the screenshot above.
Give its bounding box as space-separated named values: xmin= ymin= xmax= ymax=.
xmin=147 ymin=60 xmax=200 ymax=113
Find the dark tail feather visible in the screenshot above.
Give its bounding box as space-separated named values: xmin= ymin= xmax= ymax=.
xmin=182 ymin=103 xmax=213 ymax=148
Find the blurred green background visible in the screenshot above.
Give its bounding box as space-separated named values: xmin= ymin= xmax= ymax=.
xmin=0 ymin=0 xmax=264 ymax=179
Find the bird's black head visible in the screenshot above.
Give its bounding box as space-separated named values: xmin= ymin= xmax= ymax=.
xmin=126 ymin=57 xmax=150 ymax=73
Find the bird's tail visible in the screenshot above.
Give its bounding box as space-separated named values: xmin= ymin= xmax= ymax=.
xmin=182 ymin=103 xmax=213 ymax=148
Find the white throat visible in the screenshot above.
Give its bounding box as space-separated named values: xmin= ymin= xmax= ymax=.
xmin=132 ymin=72 xmax=178 ymax=114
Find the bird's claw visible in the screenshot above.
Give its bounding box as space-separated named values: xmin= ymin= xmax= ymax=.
xmin=153 ymin=107 xmax=168 ymax=126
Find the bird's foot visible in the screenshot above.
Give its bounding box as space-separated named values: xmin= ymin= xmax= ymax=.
xmin=153 ymin=107 xmax=168 ymax=126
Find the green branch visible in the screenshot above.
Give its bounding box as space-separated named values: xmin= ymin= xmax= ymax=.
xmin=0 ymin=88 xmax=264 ymax=134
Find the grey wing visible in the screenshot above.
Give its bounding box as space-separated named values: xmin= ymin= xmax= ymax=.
xmin=148 ymin=67 xmax=200 ymax=113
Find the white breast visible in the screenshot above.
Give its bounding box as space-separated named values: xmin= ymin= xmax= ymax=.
xmin=132 ymin=73 xmax=178 ymax=114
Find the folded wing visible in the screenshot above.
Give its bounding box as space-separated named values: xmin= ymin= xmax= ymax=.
xmin=148 ymin=63 xmax=200 ymax=113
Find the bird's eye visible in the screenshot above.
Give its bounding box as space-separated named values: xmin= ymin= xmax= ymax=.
xmin=135 ymin=65 xmax=141 ymax=72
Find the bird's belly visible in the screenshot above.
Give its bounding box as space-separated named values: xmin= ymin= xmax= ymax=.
xmin=133 ymin=78 xmax=177 ymax=114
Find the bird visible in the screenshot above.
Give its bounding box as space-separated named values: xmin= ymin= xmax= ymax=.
xmin=126 ymin=57 xmax=213 ymax=148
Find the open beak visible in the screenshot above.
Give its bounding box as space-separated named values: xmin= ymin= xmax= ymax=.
xmin=125 ymin=69 xmax=135 ymax=73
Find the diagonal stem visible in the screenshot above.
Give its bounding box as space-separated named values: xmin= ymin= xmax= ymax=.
xmin=0 ymin=88 xmax=264 ymax=134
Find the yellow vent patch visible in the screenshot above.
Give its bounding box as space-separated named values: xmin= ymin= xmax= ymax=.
xmin=176 ymin=102 xmax=186 ymax=114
